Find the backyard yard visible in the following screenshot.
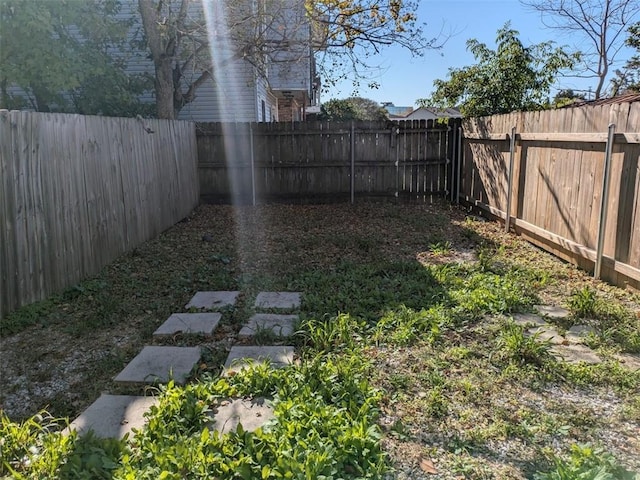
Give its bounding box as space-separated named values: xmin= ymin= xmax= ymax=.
xmin=1 ymin=201 xmax=639 ymax=479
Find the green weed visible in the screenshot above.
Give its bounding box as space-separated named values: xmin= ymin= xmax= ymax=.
xmin=534 ymin=443 xmax=639 ymax=480
xmin=428 ymin=240 xmax=453 ymax=256
xmin=298 ymin=313 xmax=366 ymax=353
xmin=372 ymin=305 xmax=444 ymax=346
xmin=568 ymin=287 xmax=598 ymax=319
xmin=0 ymin=411 xmax=73 ymax=478
xmin=493 ymin=323 xmax=556 ymax=370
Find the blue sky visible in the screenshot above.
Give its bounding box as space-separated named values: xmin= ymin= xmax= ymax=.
xmin=322 ymin=0 xmax=638 ymax=107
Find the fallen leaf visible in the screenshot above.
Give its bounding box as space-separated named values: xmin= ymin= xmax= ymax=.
xmin=420 ymin=458 xmax=438 ymax=474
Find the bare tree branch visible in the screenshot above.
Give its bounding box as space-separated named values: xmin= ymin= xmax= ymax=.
xmin=520 ymin=0 xmax=640 ymax=98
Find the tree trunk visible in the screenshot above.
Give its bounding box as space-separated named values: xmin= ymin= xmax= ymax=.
xmin=138 ymin=0 xmax=176 ymax=119
xmin=155 ymin=58 xmax=176 ymax=119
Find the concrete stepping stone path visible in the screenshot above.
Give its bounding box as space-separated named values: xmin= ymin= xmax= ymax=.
xmin=535 ymin=305 xmax=571 ymax=319
xmin=73 ymin=289 xmax=302 ymax=441
xmin=615 ymin=353 xmax=640 ymax=371
xmin=66 ymin=394 xmax=158 ymax=439
xmin=153 ymin=312 xmax=222 ymax=337
xmin=551 ymin=343 xmax=602 ymax=364
xmin=512 ymin=313 xmax=548 ymax=327
xmin=526 ymin=326 xmax=566 ymax=345
xmin=238 ymin=314 xmax=298 ymax=338
xmin=208 ymin=397 xmax=275 ymax=435
xmin=255 ymin=292 xmax=301 ymax=310
xmin=185 ymin=291 xmax=240 ymax=310
xmin=565 ymin=324 xmax=597 ymax=343
xmin=223 ymin=345 xmax=295 ymax=374
xmin=114 ymin=346 xmax=201 ymax=385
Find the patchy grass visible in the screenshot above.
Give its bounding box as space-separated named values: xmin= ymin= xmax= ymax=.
xmin=1 ymin=201 xmax=639 ymax=478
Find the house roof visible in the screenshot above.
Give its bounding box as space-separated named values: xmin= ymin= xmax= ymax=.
xmin=383 ymin=105 xmax=414 ymax=116
xmin=399 ymin=106 xmax=463 ymax=119
xmin=571 ymin=92 xmax=640 ymax=107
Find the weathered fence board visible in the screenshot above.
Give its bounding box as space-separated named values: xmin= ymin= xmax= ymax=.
xmin=197 ymin=119 xmax=460 ymax=203
xmin=460 ymin=101 xmax=640 ymax=289
xmin=0 ymin=111 xmax=199 ymax=318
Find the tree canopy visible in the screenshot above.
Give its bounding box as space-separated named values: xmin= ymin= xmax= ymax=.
xmin=1 ymin=0 xmax=441 ymax=119
xmin=137 ymin=0 xmax=441 ymax=119
xmin=553 ymin=88 xmax=587 ymax=106
xmin=0 ymin=0 xmax=152 ymax=116
xmin=319 ymin=97 xmax=388 ymax=121
xmin=419 ymin=24 xmax=577 ymax=117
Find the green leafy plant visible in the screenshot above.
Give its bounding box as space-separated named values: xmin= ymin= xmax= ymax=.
xmin=0 ymin=411 xmax=73 ymax=478
xmin=493 ymin=323 xmax=556 ymax=369
xmin=428 ymin=241 xmax=453 ymax=256
xmin=298 ymin=313 xmax=366 ymax=353
xmin=568 ymin=287 xmax=598 ymax=319
xmin=534 ymin=443 xmax=639 ymax=480
xmin=116 ymin=353 xmax=388 ymax=478
xmin=372 ymin=305 xmax=443 ymax=346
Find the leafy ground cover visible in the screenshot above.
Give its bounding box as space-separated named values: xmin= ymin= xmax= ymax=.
xmin=1 ymin=201 xmax=639 ymax=479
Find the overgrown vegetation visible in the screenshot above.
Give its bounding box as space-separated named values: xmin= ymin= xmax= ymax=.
xmin=2 ymin=202 xmax=639 ymax=478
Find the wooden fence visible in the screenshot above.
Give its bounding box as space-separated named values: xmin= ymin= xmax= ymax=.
xmin=460 ymin=101 xmax=640 ymax=289
xmin=0 ymin=111 xmax=199 ymax=319
xmin=197 ymin=119 xmax=461 ymax=203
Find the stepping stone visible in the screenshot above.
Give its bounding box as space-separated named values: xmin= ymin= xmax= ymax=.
xmin=565 ymin=325 xmax=597 ymax=344
xmin=208 ymin=397 xmax=275 ymax=435
xmin=153 ymin=313 xmax=222 ymax=337
xmin=114 ymin=346 xmax=201 ymax=385
xmin=535 ymin=305 xmax=570 ymax=319
xmin=512 ymin=313 xmax=547 ymax=327
xmin=186 ymin=291 xmax=240 ymax=310
xmin=551 ymin=344 xmax=602 ymax=364
xmin=255 ymin=292 xmax=301 ymax=310
xmin=66 ymin=394 xmax=158 ymax=439
xmin=615 ymin=353 xmax=640 ymax=371
xmin=238 ymin=314 xmax=298 ymax=338
xmin=223 ymin=346 xmax=294 ymax=374
xmin=526 ymin=326 xmax=565 ymax=344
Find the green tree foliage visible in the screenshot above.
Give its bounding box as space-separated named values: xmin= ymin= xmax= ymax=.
xmin=0 ymin=0 xmax=152 ymax=116
xmin=319 ymin=97 xmax=388 ymax=121
xmin=552 ymin=88 xmax=587 ymax=107
xmin=420 ymin=24 xmax=577 ymax=117
xmin=611 ymin=22 xmax=640 ymax=94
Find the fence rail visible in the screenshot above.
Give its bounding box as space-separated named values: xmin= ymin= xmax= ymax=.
xmin=197 ymin=119 xmax=461 ymax=203
xmin=460 ymin=101 xmax=640 ymax=289
xmin=0 ymin=111 xmax=199 ymax=318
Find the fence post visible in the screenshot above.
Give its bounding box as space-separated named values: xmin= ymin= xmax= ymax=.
xmin=249 ymin=122 xmax=256 ymax=206
xmin=594 ymin=123 xmax=616 ymax=279
xmin=449 ymin=123 xmax=456 ymax=203
xmin=456 ymin=125 xmax=463 ymax=204
xmin=505 ymin=126 xmax=517 ymax=233
xmin=350 ymin=121 xmax=355 ymax=204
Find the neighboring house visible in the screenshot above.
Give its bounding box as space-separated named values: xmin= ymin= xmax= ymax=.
xmin=171 ymin=0 xmax=320 ymax=122
xmin=381 ymin=102 xmax=413 ymax=119
xmin=390 ymin=106 xmax=463 ymax=121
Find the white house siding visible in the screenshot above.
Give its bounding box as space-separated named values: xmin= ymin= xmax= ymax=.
xmin=256 ymin=74 xmax=279 ymax=122
xmin=177 ymin=60 xmax=259 ymax=122
xmin=266 ymin=0 xmax=313 ymax=95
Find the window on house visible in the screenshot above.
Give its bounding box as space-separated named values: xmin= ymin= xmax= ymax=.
xmin=261 ymin=100 xmax=266 ymax=122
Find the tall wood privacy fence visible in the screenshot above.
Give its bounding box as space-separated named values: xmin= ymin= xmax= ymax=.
xmin=197 ymin=120 xmax=461 ymax=203
xmin=0 ymin=111 xmax=199 ymax=319
xmin=460 ymin=101 xmax=640 ymax=289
